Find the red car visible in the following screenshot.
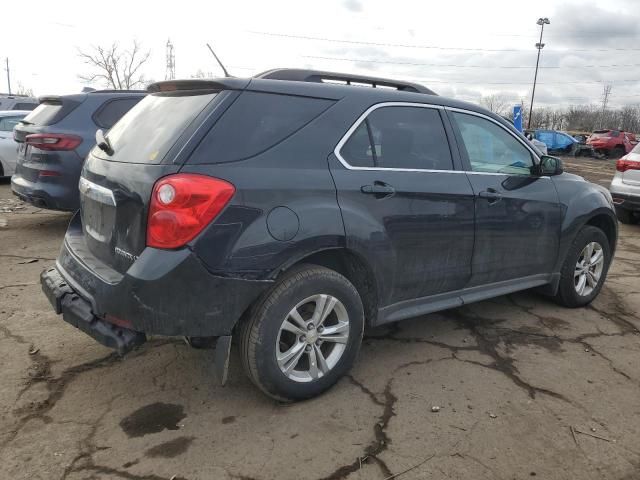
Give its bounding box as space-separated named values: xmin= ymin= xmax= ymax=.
xmin=587 ymin=129 xmax=637 ymax=157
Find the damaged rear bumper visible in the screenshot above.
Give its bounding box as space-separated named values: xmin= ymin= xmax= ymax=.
xmin=41 ymin=267 xmax=146 ymax=355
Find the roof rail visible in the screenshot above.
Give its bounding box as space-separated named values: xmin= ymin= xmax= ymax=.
xmin=88 ymin=89 xmax=148 ymax=94
xmin=255 ymin=68 xmax=436 ymax=95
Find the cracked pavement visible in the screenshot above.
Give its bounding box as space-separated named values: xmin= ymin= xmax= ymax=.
xmin=1 ymin=158 xmax=639 ymax=480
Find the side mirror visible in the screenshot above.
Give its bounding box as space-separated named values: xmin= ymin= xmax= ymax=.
xmin=539 ymin=155 xmax=563 ymax=176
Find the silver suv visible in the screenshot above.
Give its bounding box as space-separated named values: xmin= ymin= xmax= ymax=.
xmin=610 ymin=142 xmax=640 ymax=224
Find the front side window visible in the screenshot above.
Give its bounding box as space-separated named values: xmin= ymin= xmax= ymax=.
xmin=452 ymin=112 xmax=534 ymax=175
xmin=340 ymin=106 xmax=453 ymax=170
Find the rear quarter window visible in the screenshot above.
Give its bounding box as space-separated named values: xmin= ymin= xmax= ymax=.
xmin=189 ymin=92 xmax=334 ymax=164
xmin=93 ymin=97 xmax=143 ymax=129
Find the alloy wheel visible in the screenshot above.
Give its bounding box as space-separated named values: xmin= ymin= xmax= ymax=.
xmin=276 ymin=294 xmax=350 ymax=383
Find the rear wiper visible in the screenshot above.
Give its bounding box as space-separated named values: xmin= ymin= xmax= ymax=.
xmin=95 ymin=129 xmax=114 ymax=155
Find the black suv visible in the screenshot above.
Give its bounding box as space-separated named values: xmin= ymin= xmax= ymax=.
xmin=41 ymin=69 xmax=617 ymax=401
xmin=12 ymin=90 xmax=145 ymax=211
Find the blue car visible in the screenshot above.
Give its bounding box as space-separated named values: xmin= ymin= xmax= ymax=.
xmin=533 ymin=130 xmax=578 ymax=155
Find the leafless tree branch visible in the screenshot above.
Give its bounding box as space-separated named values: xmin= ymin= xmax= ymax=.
xmin=77 ymin=40 xmax=150 ymax=90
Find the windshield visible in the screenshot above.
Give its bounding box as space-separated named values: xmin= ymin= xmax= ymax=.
xmin=95 ymin=91 xmax=217 ymax=164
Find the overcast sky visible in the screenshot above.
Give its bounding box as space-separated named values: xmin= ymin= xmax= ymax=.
xmin=3 ymin=0 xmax=639 ymax=109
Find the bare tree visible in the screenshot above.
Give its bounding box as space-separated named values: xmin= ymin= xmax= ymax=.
xmin=15 ymin=82 xmax=34 ymax=97
xmin=480 ymin=94 xmax=510 ymax=117
xmin=78 ymin=41 xmax=151 ymax=89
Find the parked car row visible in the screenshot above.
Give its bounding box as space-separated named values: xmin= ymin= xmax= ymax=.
xmin=36 ymin=69 xmax=618 ymax=401
xmin=10 ymin=90 xmax=144 ymax=209
xmin=0 ymin=94 xmax=38 ymax=111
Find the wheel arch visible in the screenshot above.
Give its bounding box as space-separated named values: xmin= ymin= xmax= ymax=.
xmin=584 ymin=212 xmax=617 ymax=255
xmin=273 ymin=248 xmax=379 ymax=326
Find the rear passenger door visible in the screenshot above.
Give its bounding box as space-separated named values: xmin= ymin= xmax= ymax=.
xmin=448 ymin=110 xmax=561 ymax=286
xmin=329 ymin=104 xmax=475 ymax=307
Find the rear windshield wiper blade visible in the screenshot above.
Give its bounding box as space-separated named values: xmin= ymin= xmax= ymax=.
xmin=95 ymin=129 xmax=114 ymax=155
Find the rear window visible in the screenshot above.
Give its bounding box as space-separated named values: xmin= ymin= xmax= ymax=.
xmin=22 ymin=102 xmax=64 ymax=126
xmin=95 ymin=91 xmax=217 ymax=164
xmin=13 ymin=102 xmax=37 ymax=111
xmin=632 ymin=143 xmax=640 ymax=154
xmin=189 ymin=92 xmax=334 ymax=164
xmin=0 ymin=116 xmax=25 ymax=131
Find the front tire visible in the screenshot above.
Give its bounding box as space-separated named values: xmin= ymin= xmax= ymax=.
xmin=555 ymin=226 xmax=611 ymax=308
xmin=240 ymin=265 xmax=364 ymax=401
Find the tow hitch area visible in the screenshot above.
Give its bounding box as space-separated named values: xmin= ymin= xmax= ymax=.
xmin=41 ymin=268 xmax=146 ymax=355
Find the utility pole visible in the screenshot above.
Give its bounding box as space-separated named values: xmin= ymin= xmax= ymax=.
xmin=165 ymin=39 xmax=176 ymax=80
xmin=5 ymin=58 xmax=11 ymax=95
xmin=599 ymin=84 xmax=612 ymax=129
xmin=528 ymin=17 xmax=550 ymax=129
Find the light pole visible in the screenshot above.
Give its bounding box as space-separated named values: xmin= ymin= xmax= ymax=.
xmin=528 ymin=17 xmax=550 ymax=129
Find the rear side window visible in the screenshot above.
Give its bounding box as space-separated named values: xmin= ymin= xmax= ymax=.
xmin=93 ymin=97 xmax=143 ymax=129
xmin=340 ymin=106 xmax=453 ymax=170
xmin=190 ymin=92 xmax=334 ymax=164
xmin=95 ymin=91 xmax=217 ymax=164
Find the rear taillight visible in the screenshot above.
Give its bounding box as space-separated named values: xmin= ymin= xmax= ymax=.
xmin=147 ymin=174 xmax=235 ymax=249
xmin=616 ymin=157 xmax=640 ymax=172
xmin=25 ymin=133 xmax=82 ymax=151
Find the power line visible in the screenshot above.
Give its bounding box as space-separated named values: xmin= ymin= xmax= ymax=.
xmin=248 ymin=30 xmax=640 ymax=53
xmin=413 ymin=78 xmax=640 ymax=85
xmin=304 ymin=55 xmax=640 ymax=70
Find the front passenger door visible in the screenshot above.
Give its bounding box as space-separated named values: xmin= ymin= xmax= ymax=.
xmin=448 ymin=110 xmax=562 ymax=287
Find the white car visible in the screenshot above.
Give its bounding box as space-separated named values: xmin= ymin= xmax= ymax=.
xmin=610 ymin=142 xmax=640 ymax=224
xmin=0 ymin=110 xmax=29 ymax=177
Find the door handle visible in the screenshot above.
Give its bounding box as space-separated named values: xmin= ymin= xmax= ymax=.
xmin=478 ymin=189 xmax=503 ymax=203
xmin=361 ymin=181 xmax=395 ymax=197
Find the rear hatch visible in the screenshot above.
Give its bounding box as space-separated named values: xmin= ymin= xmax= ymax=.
xmin=13 ymin=96 xmax=85 ymax=180
xmin=78 ymin=81 xmax=243 ymax=274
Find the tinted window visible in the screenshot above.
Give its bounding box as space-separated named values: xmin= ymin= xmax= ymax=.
xmin=95 ymin=91 xmax=217 ymax=164
xmin=191 ymin=92 xmax=334 ymax=164
xmin=340 ymin=106 xmax=453 ymax=170
xmin=341 ymin=121 xmax=374 ymax=167
xmin=13 ymin=102 xmax=37 ymax=111
xmin=0 ymin=116 xmax=24 ymax=131
xmin=453 ymin=112 xmax=533 ymax=175
xmin=93 ymin=97 xmax=142 ymax=129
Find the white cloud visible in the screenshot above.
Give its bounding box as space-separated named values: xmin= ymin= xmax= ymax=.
xmin=2 ymin=0 xmax=638 ymax=109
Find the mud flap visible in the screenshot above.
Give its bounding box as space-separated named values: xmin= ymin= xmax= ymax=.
xmin=214 ymin=335 xmax=232 ymax=386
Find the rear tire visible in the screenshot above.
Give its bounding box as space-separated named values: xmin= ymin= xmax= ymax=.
xmin=239 ymin=265 xmax=364 ymax=401
xmin=555 ymin=226 xmax=611 ymax=308
xmin=615 ymin=207 xmax=635 ymax=225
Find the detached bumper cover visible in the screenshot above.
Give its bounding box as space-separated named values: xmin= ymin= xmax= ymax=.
xmin=41 ymin=267 xmax=146 ymax=355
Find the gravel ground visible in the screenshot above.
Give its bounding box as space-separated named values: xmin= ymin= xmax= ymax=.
xmin=1 ymin=157 xmax=639 ymax=480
